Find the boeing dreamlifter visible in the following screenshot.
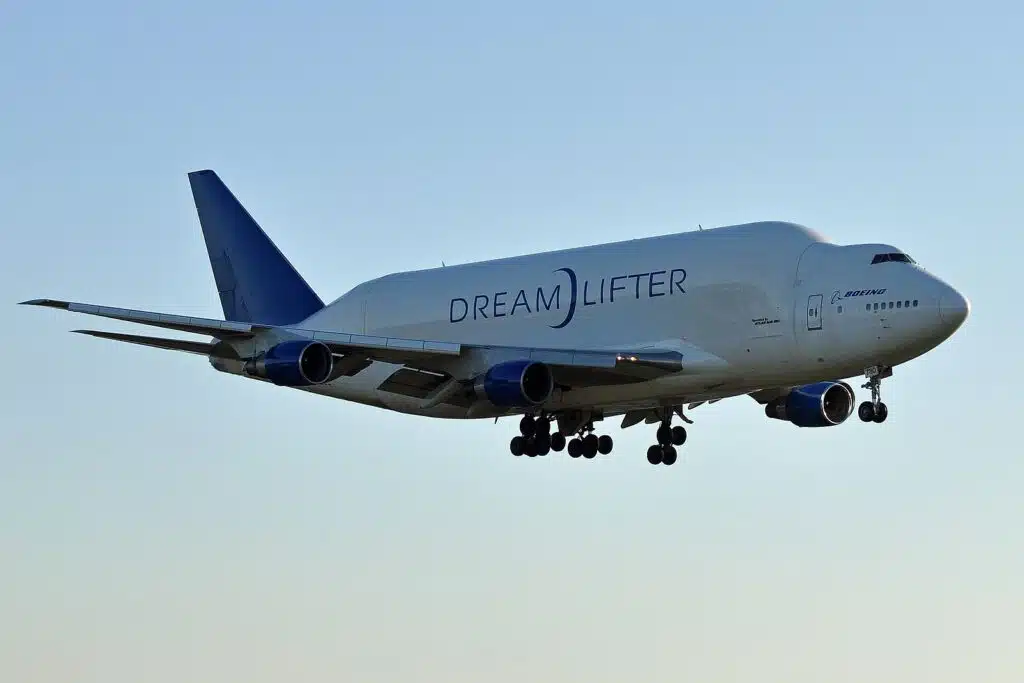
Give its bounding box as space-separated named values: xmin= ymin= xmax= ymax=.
xmin=23 ymin=171 xmax=970 ymax=465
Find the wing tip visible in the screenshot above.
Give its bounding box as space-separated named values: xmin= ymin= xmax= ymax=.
xmin=20 ymin=298 xmax=69 ymax=309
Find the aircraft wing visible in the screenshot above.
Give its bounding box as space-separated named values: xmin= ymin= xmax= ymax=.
xmin=22 ymin=298 xmax=725 ymax=387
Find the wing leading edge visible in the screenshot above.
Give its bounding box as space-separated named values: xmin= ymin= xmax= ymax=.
xmin=21 ymin=298 xmax=724 ymax=389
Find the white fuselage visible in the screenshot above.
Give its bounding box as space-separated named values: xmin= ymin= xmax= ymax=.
xmin=291 ymin=221 xmax=967 ymax=418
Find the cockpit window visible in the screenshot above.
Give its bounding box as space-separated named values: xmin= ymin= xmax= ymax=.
xmin=871 ymin=252 xmax=916 ymax=264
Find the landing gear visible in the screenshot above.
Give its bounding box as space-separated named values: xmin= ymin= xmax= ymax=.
xmin=510 ymin=414 xmax=553 ymax=456
xmin=566 ymin=427 xmax=612 ymax=459
xmin=550 ymin=432 xmax=566 ymax=452
xmin=647 ymin=413 xmax=686 ymax=465
xmin=858 ymin=401 xmax=888 ymax=423
xmin=859 ymin=365 xmax=890 ymax=424
xmin=647 ymin=443 xmax=677 ymax=465
xmin=511 ymin=414 xmax=612 ymax=459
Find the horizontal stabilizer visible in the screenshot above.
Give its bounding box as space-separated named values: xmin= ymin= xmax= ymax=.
xmin=72 ymin=330 xmax=226 ymax=356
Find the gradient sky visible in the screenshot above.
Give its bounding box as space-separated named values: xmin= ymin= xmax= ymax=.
xmin=2 ymin=1 xmax=1022 ymax=681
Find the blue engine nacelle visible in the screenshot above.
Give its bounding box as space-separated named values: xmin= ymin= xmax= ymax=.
xmin=765 ymin=381 xmax=855 ymax=427
xmin=474 ymin=360 xmax=554 ymax=407
xmin=245 ymin=340 xmax=334 ymax=386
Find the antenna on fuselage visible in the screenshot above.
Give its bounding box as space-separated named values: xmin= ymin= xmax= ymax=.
xmin=698 ymin=224 xmax=703 ymax=231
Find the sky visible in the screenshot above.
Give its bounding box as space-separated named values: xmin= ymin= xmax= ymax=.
xmin=1 ymin=0 xmax=1022 ymax=681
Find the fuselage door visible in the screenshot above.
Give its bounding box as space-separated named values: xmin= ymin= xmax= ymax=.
xmin=807 ymin=294 xmax=823 ymax=330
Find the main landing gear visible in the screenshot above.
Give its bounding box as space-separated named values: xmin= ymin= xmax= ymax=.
xmin=647 ymin=417 xmax=687 ymax=466
xmin=509 ymin=415 xmax=613 ymax=459
xmin=858 ymin=365 xmax=890 ymax=424
xmin=509 ymin=415 xmax=554 ymax=457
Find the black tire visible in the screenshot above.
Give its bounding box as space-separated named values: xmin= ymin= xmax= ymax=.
xmin=597 ymin=434 xmax=613 ymax=455
xmin=656 ymin=424 xmax=672 ymax=446
xmin=520 ymin=415 xmax=536 ymax=437
xmin=524 ymin=439 xmax=537 ymax=457
xmin=550 ymin=433 xmax=566 ymax=452
xmin=647 ymin=444 xmax=663 ymax=464
xmin=858 ymin=402 xmax=875 ymax=422
xmin=662 ymin=445 xmax=678 ymax=466
xmin=535 ymin=418 xmax=551 ymax=436
xmin=568 ymin=438 xmax=583 ymax=458
xmin=670 ymin=426 xmax=687 ymax=446
xmin=583 ymin=434 xmax=599 ymax=459
xmin=873 ymin=402 xmax=888 ymax=423
xmin=510 ymin=436 xmax=525 ymax=456
xmin=535 ymin=432 xmax=551 ymax=452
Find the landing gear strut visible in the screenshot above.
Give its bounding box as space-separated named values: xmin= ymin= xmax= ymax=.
xmin=648 ymin=412 xmax=687 ymax=466
xmin=858 ymin=365 xmax=890 ymax=424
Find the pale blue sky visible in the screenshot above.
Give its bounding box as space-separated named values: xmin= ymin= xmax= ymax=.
xmin=2 ymin=1 xmax=1022 ymax=681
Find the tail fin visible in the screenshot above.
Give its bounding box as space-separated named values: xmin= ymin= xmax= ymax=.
xmin=188 ymin=169 xmax=324 ymax=325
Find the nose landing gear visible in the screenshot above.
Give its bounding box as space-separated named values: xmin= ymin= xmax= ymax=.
xmin=858 ymin=365 xmax=890 ymax=424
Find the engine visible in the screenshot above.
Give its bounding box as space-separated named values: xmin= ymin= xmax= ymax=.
xmin=474 ymin=360 xmax=554 ymax=407
xmin=765 ymin=381 xmax=855 ymax=427
xmin=244 ymin=340 xmax=334 ymax=386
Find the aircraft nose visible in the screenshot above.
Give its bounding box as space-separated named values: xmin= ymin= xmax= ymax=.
xmin=939 ymin=289 xmax=970 ymax=329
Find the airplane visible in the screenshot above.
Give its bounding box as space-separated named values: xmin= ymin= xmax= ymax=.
xmin=21 ymin=170 xmax=970 ymax=466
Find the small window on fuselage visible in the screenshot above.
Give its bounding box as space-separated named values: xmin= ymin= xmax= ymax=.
xmin=913 ymin=300 xmax=918 ymax=307
xmin=873 ymin=302 xmax=879 ymax=311
xmin=897 ymin=301 xmax=902 ymax=308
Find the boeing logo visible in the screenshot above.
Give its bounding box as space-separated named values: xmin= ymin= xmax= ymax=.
xmin=833 ymin=288 xmax=888 ymax=304
xmin=450 ymin=267 xmax=688 ymax=328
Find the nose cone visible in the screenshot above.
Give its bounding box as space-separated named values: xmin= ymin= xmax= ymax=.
xmin=940 ymin=290 xmax=970 ymax=330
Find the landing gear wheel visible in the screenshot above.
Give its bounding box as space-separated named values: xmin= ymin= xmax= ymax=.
xmin=567 ymin=438 xmax=583 ymax=458
xmin=662 ymin=445 xmax=678 ymax=466
xmin=860 ymin=366 xmax=892 ymax=425
xmin=597 ymin=434 xmax=613 ymax=455
xmin=670 ymin=426 xmax=687 ymax=446
xmin=524 ymin=440 xmax=537 ymax=457
xmin=519 ymin=415 xmax=536 ymax=438
xmin=647 ymin=445 xmax=663 ymax=465
xmin=536 ymin=439 xmax=551 ymax=456
xmin=535 ymin=417 xmax=551 ymax=436
xmin=510 ymin=436 xmax=525 ymax=456
xmin=656 ymin=424 xmax=672 ymax=446
xmin=550 ymin=433 xmax=566 ymax=452
xmin=582 ymin=434 xmax=599 ymax=459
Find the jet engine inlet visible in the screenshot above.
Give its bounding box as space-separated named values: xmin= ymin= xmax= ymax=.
xmin=245 ymin=340 xmax=334 ymax=386
xmin=765 ymin=381 xmax=855 ymax=427
xmin=474 ymin=360 xmax=554 ymax=407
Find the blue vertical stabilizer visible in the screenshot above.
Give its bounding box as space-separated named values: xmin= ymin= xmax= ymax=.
xmin=188 ymin=170 xmax=324 ymax=325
